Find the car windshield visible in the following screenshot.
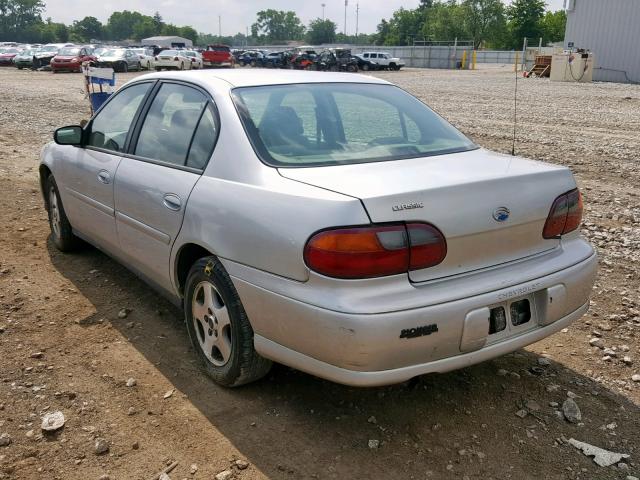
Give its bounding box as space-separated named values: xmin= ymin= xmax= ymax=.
xmin=184 ymin=51 xmax=196 ymax=57
xmin=233 ymin=83 xmax=476 ymax=167
xmin=209 ymin=46 xmax=229 ymax=52
xmin=59 ymin=48 xmax=80 ymax=56
xmin=160 ymin=50 xmax=179 ymax=55
xmin=3 ymin=48 xmax=19 ymax=53
xmin=41 ymin=45 xmax=59 ymax=52
xmin=103 ymin=49 xmax=125 ymax=57
xmin=20 ymin=50 xmax=34 ymax=56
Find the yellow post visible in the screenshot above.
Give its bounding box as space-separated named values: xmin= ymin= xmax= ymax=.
xmin=472 ymin=50 xmax=477 ymax=70
xmin=514 ymin=52 xmax=519 ymax=72
xmin=461 ymin=50 xmax=467 ymax=70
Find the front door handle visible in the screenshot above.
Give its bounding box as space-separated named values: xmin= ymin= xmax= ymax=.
xmin=163 ymin=193 xmax=182 ymax=211
xmin=97 ymin=170 xmax=111 ymax=184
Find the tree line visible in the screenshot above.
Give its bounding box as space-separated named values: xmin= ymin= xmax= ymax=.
xmin=0 ymin=0 xmax=565 ymax=48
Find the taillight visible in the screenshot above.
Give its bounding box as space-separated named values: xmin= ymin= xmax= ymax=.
xmin=304 ymin=223 xmax=446 ymax=279
xmin=543 ymin=188 xmax=583 ymax=239
xmin=174 ymin=56 xmax=179 ymax=61
xmin=154 ymin=56 xmax=158 ymax=60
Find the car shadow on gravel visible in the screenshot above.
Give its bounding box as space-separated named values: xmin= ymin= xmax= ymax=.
xmin=48 ymin=241 xmax=640 ymax=480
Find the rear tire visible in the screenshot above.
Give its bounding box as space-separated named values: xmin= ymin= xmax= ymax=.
xmin=180 ymin=62 xmax=184 ymax=70
xmin=184 ymin=257 xmax=272 ymax=387
xmin=121 ymin=62 xmax=128 ymax=73
xmin=361 ymin=63 xmax=369 ymax=71
xmin=46 ymin=175 xmax=80 ymax=252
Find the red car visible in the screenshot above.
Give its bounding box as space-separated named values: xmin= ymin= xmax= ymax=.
xmin=50 ymin=46 xmax=96 ymax=73
xmin=202 ymin=44 xmax=234 ymax=68
xmin=0 ymin=48 xmax=20 ymax=66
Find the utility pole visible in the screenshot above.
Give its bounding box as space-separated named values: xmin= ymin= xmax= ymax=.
xmin=218 ymin=15 xmax=221 ymax=38
xmin=321 ymin=3 xmax=326 ymax=20
xmin=344 ymin=0 xmax=348 ymax=36
xmin=355 ymin=3 xmax=359 ymax=44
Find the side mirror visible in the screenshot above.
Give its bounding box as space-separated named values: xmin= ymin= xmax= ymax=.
xmin=54 ymin=125 xmax=83 ymax=146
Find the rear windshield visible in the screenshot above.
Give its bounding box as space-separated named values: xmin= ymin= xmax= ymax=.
xmin=160 ymin=50 xmax=179 ymax=55
xmin=208 ymin=46 xmax=229 ymax=52
xmin=232 ymin=83 xmax=476 ymax=167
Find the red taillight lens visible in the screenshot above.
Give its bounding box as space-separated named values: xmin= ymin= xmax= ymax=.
xmin=304 ymin=223 xmax=446 ymax=279
xmin=543 ymin=188 xmax=583 ymax=239
xmin=174 ymin=56 xmax=179 ymax=61
xmin=407 ymin=223 xmax=448 ymax=270
xmin=154 ymin=56 xmax=158 ymax=60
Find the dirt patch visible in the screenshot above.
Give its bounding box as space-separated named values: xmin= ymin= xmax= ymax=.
xmin=0 ymin=67 xmax=639 ymax=479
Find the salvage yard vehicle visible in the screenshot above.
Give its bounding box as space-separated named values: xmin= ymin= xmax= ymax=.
xmin=0 ymin=47 xmax=20 ymax=66
xmin=154 ymin=49 xmax=192 ymax=71
xmin=354 ymin=54 xmax=379 ymax=71
xmin=51 ymin=46 xmax=96 ymax=73
xmin=130 ymin=48 xmax=155 ymax=70
xmin=13 ymin=49 xmax=36 ymax=69
xmin=202 ymin=44 xmax=234 ymax=68
xmin=33 ymin=44 xmax=70 ymax=69
xmin=314 ymin=49 xmax=358 ymax=72
xmin=184 ymin=50 xmax=204 ymax=69
xmin=97 ymin=48 xmax=142 ymax=72
xmin=40 ymin=70 xmax=597 ymax=388
xmin=359 ymin=51 xmax=404 ymax=70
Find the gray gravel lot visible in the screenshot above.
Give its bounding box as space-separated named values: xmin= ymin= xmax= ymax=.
xmin=0 ymin=66 xmax=639 ymax=480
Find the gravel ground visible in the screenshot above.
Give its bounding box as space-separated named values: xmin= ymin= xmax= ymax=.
xmin=0 ymin=66 xmax=639 ymax=480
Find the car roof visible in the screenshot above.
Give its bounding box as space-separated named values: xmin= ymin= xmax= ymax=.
xmin=132 ymin=69 xmax=392 ymax=89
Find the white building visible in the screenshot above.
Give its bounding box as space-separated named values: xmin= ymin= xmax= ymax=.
xmin=564 ymin=0 xmax=640 ymax=83
xmin=141 ymin=36 xmax=193 ymax=49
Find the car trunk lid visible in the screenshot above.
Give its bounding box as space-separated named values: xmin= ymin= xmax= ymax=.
xmin=279 ymin=149 xmax=576 ymax=282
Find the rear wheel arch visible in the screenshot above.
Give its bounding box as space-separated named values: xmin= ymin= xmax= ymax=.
xmin=175 ymin=243 xmax=215 ymax=295
xmin=39 ymin=164 xmax=53 ymax=208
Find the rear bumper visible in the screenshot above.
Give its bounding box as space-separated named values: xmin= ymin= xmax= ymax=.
xmin=254 ymin=302 xmax=589 ymax=387
xmin=51 ymin=61 xmax=81 ymax=70
xmin=231 ymin=246 xmax=597 ymax=386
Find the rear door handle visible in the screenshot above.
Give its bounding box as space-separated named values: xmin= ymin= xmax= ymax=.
xmin=97 ymin=170 xmax=111 ymax=184
xmin=163 ymin=193 xmax=182 ymax=211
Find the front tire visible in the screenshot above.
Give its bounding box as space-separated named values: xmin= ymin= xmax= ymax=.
xmin=46 ymin=175 xmax=80 ymax=252
xmin=184 ymin=257 xmax=272 ymax=387
xmin=121 ymin=61 xmax=128 ymax=73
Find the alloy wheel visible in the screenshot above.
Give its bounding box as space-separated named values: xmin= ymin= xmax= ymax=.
xmin=49 ymin=186 xmax=61 ymax=239
xmin=191 ymin=281 xmax=232 ymax=366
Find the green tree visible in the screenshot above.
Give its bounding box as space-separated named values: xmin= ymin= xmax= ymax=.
xmin=506 ymin=0 xmax=545 ymax=48
xmin=152 ymin=11 xmax=164 ymax=32
xmin=306 ymin=18 xmax=336 ymax=45
xmin=178 ymin=25 xmax=198 ymax=43
xmin=0 ymin=0 xmax=45 ymax=41
xmin=376 ymin=7 xmax=425 ymax=45
xmin=71 ymin=16 xmax=103 ymax=42
xmin=132 ymin=17 xmax=156 ymax=41
xmin=540 ymin=9 xmax=566 ymax=44
xmin=106 ymin=10 xmax=145 ymax=40
xmin=462 ymin=0 xmax=506 ymax=48
xmin=161 ymin=23 xmax=180 ymax=36
xmin=251 ymin=9 xmax=305 ymax=42
xmin=423 ymin=1 xmax=468 ymax=42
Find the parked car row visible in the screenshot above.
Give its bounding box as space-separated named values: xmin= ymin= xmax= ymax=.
xmin=231 ymin=47 xmax=405 ymax=72
xmin=0 ymin=42 xmax=205 ymax=73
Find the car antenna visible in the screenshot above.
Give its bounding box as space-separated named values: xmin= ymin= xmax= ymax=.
xmin=511 ymin=53 xmax=519 ymax=156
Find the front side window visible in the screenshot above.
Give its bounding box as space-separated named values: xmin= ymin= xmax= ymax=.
xmin=134 ymin=83 xmax=208 ymax=166
xmin=233 ymin=83 xmax=476 ymax=167
xmin=87 ymin=82 xmax=152 ymax=152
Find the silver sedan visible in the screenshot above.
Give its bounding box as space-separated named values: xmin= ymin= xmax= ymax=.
xmin=40 ymin=70 xmax=598 ymax=387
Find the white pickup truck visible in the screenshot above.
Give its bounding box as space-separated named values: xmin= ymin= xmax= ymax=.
xmin=359 ymin=52 xmax=405 ymax=70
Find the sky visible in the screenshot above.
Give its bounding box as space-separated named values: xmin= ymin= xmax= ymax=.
xmin=43 ymin=0 xmax=566 ymax=36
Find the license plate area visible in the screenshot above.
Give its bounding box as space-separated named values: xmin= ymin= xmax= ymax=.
xmin=486 ymin=294 xmax=538 ymax=344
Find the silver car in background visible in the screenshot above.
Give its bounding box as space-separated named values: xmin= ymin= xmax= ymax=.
xmin=40 ymin=70 xmax=597 ymax=387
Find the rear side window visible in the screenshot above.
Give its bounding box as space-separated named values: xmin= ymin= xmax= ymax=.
xmin=134 ymin=83 xmax=207 ymax=166
xmin=186 ymin=105 xmax=219 ymax=169
xmin=87 ymin=82 xmax=151 ymax=152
